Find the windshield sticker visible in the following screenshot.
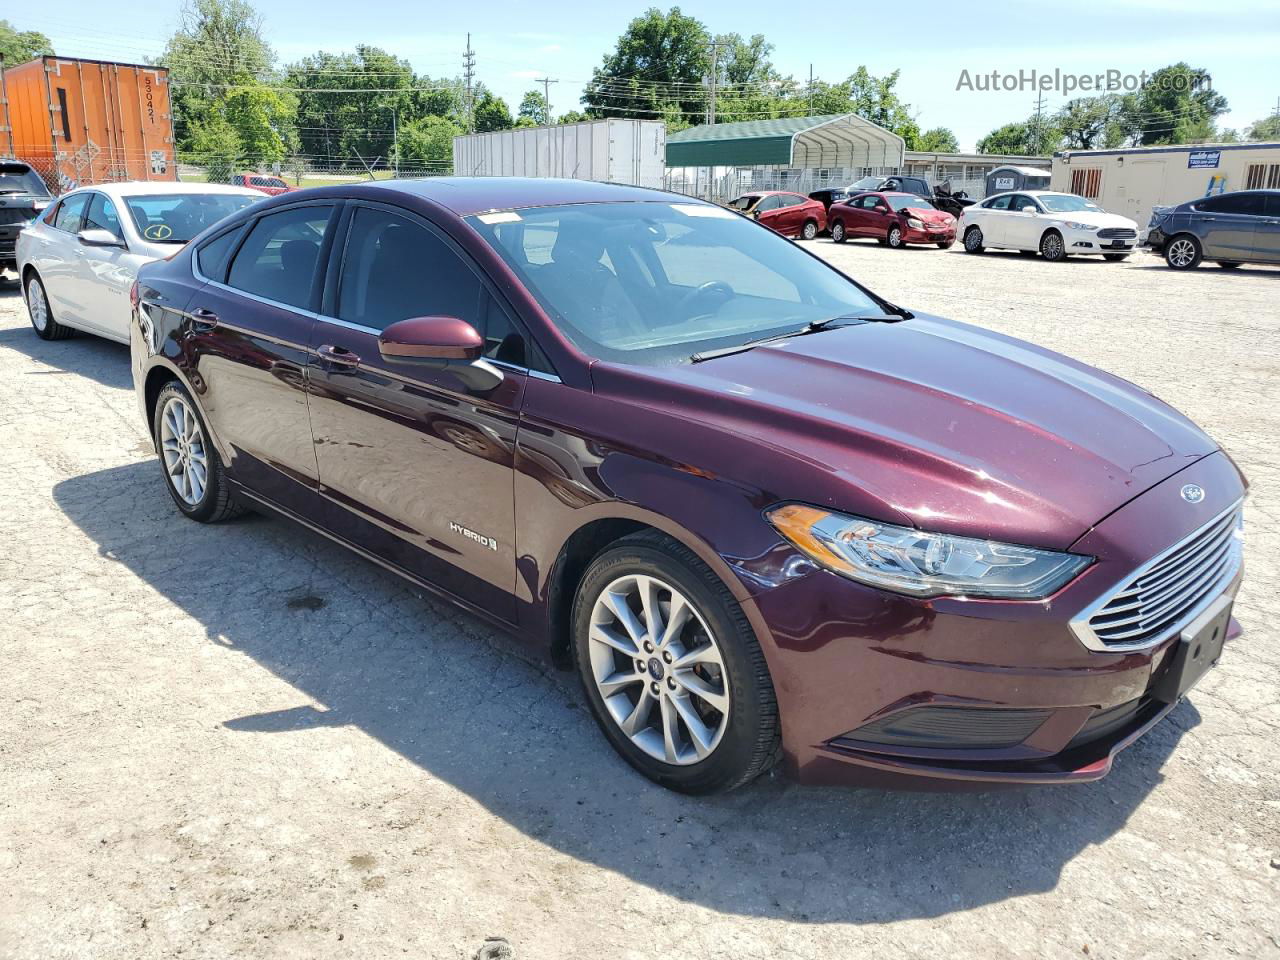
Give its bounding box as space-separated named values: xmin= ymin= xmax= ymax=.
xmin=476 ymin=211 xmax=522 ymax=224
xmin=143 ymin=223 xmax=173 ymax=241
xmin=671 ymin=203 xmax=737 ymax=219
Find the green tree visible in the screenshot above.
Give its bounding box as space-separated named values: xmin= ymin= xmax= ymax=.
xmin=1246 ymin=114 xmax=1280 ymax=141
xmin=1055 ymin=95 xmax=1124 ymax=149
xmin=1118 ymin=63 xmax=1227 ymax=145
xmin=395 ymin=114 xmax=459 ymax=171
xmin=186 ymin=110 xmax=241 ymax=182
xmin=914 ymin=127 xmax=960 ymax=152
xmin=558 ymin=109 xmax=591 ymax=124
xmin=583 ymin=7 xmax=710 ymax=126
xmin=0 ymin=19 xmax=53 ymax=65
xmin=977 ymin=121 xmax=1035 ymax=154
xmin=519 ymin=90 xmax=549 ymax=125
xmin=473 ymin=89 xmax=513 ymax=132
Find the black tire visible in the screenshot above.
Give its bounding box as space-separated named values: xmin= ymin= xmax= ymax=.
xmin=1216 ymin=261 xmax=1242 ymax=269
xmin=963 ymin=226 xmax=985 ymax=254
xmin=1039 ymin=229 xmax=1067 ymax=262
xmin=1103 ymin=253 xmax=1129 ymax=262
xmin=26 ymin=272 xmax=73 ymax=341
xmin=1165 ymin=234 xmax=1202 ymax=270
xmin=572 ymin=531 xmax=781 ymax=794
xmin=937 ymin=241 xmax=954 ymax=250
xmin=800 ymin=219 xmax=818 ymax=241
xmin=886 ymin=224 xmax=905 ymax=249
xmin=151 ymin=381 xmax=244 ymax=523
xmin=830 ymin=220 xmax=846 ymax=243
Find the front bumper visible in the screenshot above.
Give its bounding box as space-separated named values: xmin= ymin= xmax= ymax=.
xmin=749 ymin=451 xmax=1245 ymax=788
xmin=904 ymin=224 xmax=956 ymax=244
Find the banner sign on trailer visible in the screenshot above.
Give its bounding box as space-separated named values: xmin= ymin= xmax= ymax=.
xmin=1187 ymin=150 xmax=1221 ymax=169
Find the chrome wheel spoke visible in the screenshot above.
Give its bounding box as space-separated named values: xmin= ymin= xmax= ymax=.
xmin=598 ymin=670 xmax=643 ymax=698
xmin=637 ymin=576 xmax=663 ymax=642
xmin=590 ymin=623 xmax=638 ymax=658
xmin=618 ymin=689 xmax=655 ymax=736
xmin=675 ymin=669 xmax=728 ymax=713
xmin=659 ymin=594 xmax=690 ymax=647
xmin=659 ymin=693 xmax=680 ymax=763
xmin=670 ymin=694 xmax=714 ymax=759
xmin=603 ymin=588 xmax=647 ymax=646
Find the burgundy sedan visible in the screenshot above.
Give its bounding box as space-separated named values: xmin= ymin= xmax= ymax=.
xmin=829 ymin=191 xmax=957 ymax=248
xmin=726 ymin=191 xmax=826 ymax=240
xmin=127 ymin=178 xmax=1245 ymax=794
xmin=231 ymin=172 xmax=296 ymax=197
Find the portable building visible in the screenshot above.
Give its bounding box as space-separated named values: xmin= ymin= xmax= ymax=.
xmin=1051 ymin=142 xmax=1280 ymax=225
xmin=985 ymin=164 xmax=1051 ymax=196
xmin=453 ymin=119 xmax=666 ymax=188
xmin=1 ymin=56 xmax=177 ymax=192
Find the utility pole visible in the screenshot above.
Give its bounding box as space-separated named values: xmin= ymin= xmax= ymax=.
xmin=706 ymin=40 xmax=720 ymax=125
xmin=535 ymin=77 xmax=558 ymax=125
xmin=808 ymin=64 xmax=814 ymax=116
xmin=392 ymin=106 xmax=399 ymax=176
xmin=1031 ymin=91 xmax=1048 ymax=154
xmin=462 ymin=33 xmax=476 ymax=133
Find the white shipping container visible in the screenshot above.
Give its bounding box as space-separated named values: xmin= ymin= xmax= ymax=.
xmin=453 ymin=119 xmax=666 ymax=188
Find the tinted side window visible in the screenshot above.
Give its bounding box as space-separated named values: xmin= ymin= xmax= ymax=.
xmin=1266 ymin=194 xmax=1280 ymax=217
xmin=197 ymin=227 xmax=244 ymax=282
xmin=84 ymin=193 xmax=123 ymax=239
xmin=227 ymin=205 xmax=333 ymax=310
xmin=337 ymin=207 xmax=481 ymax=333
xmin=1010 ymin=194 xmax=1037 ymax=212
xmin=987 ymin=195 xmax=1014 ymax=211
xmin=1215 ymin=193 xmax=1265 ymax=216
xmin=53 ymin=193 xmax=89 ymax=232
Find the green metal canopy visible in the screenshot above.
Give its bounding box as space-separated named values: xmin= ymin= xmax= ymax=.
xmin=666 ymin=114 xmax=905 ymax=168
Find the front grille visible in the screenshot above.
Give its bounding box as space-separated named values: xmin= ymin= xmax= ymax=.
xmin=0 ymin=238 xmax=16 ymax=255
xmin=1097 ymin=227 xmax=1137 ymax=239
xmin=1080 ymin=503 xmax=1242 ymax=649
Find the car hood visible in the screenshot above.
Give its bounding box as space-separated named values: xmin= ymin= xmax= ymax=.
xmin=1045 ymin=209 xmax=1136 ymax=229
xmin=904 ymin=206 xmax=953 ymax=224
xmin=595 ymin=315 xmax=1217 ymax=550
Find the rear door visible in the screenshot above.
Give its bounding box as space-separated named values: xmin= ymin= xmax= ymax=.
xmin=980 ymin=194 xmax=1016 ymax=246
xmin=305 ymin=201 xmax=533 ymax=619
xmin=1256 ymin=193 xmax=1280 ymax=262
xmin=38 ymin=192 xmax=90 ymax=321
xmin=1194 ymin=193 xmax=1261 ymax=259
xmin=185 ymin=201 xmax=338 ymax=514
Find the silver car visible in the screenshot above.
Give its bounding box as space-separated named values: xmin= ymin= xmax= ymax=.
xmin=1144 ymin=189 xmax=1280 ymax=270
xmin=18 ymin=181 xmax=262 ymax=344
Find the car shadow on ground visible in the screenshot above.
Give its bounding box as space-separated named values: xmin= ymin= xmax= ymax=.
xmin=0 ymin=285 xmax=133 ymax=390
xmin=53 ymin=461 xmax=1196 ymax=925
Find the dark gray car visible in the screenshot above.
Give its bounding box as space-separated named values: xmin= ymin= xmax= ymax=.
xmin=1144 ymin=189 xmax=1280 ymax=270
xmin=0 ymin=160 xmax=53 ymax=277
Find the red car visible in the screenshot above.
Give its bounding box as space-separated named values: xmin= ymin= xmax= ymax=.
xmin=128 ymin=179 xmax=1244 ymax=794
xmin=231 ymin=173 xmax=295 ymax=197
xmin=727 ymin=191 xmax=826 ymax=240
xmin=829 ymin=191 xmax=956 ymax=248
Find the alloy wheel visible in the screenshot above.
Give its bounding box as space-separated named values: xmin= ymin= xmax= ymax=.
xmin=159 ymin=396 xmax=209 ymax=506
xmin=802 ymin=221 xmax=817 ymax=241
xmin=27 ymin=280 xmax=48 ymax=331
xmin=587 ymin=573 xmax=730 ymax=765
xmin=831 ymin=222 xmax=845 ymax=243
xmin=888 ymin=226 xmax=903 ymax=248
xmin=1042 ymin=233 xmax=1064 ymax=260
xmin=1168 ymin=238 xmax=1197 ymax=268
xmin=964 ymin=228 xmax=983 ymax=251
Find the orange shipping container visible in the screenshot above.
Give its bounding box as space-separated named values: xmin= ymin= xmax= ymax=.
xmin=1 ymin=55 xmax=177 ymax=193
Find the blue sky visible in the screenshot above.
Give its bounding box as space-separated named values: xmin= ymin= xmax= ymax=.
xmin=12 ymin=0 xmax=1280 ymax=151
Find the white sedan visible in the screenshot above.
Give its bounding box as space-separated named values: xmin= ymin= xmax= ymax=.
xmin=17 ymin=180 xmax=262 ymax=344
xmin=958 ymin=190 xmax=1140 ymax=262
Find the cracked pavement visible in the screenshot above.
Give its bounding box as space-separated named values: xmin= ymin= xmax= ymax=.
xmin=0 ymin=244 xmax=1277 ymax=959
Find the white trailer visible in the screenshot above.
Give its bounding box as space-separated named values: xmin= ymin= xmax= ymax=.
xmin=452 ymin=119 xmax=666 ymax=188
xmin=1051 ymin=142 xmax=1280 ymax=225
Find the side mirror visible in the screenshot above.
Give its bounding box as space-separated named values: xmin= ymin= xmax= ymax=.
xmin=378 ymin=316 xmax=503 ymax=392
xmin=78 ymin=228 xmax=125 ymax=248
xmin=1021 ymin=206 xmax=1037 ymax=214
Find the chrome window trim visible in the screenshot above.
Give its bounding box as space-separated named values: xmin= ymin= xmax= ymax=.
xmin=1069 ymin=498 xmax=1244 ymax=653
xmin=204 ymin=277 xmax=321 ymax=321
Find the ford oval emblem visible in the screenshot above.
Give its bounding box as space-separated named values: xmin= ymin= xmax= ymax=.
xmin=1181 ymin=484 xmax=1205 ymax=503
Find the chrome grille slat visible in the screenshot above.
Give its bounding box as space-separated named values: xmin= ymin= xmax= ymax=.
xmin=1073 ymin=501 xmax=1243 ymax=650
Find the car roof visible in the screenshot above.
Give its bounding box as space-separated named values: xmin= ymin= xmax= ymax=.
xmin=370 ymin=177 xmax=703 ymax=216
xmin=67 ymin=180 xmax=263 ymax=199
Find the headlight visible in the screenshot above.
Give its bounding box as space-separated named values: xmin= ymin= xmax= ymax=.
xmin=907 ymin=217 xmax=924 ymax=229
xmin=1062 ymin=221 xmax=1099 ymax=231
xmin=766 ymin=504 xmax=1092 ymax=599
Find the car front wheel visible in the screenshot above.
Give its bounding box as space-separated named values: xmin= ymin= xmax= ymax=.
xmin=963 ymin=226 xmax=984 ymax=253
xmin=1040 ymin=230 xmax=1067 ymax=262
xmin=887 ymin=225 xmax=905 ymax=248
xmin=1165 ymin=234 xmax=1202 ymax=269
xmin=572 ymin=532 xmax=780 ymax=794
xmin=152 ymin=382 xmax=243 ymax=523
xmin=830 ymin=220 xmax=846 ymax=243
xmin=26 ymin=273 xmax=73 ymax=341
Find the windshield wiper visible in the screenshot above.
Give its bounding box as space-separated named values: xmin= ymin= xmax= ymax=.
xmin=689 ymin=312 xmax=904 ymax=363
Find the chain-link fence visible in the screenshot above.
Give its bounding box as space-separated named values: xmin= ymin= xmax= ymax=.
xmin=663 ymin=166 xmax=989 ymax=204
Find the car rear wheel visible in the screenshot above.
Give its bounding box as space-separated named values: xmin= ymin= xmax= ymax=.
xmin=800 ymin=219 xmax=818 ymax=241
xmin=1039 ymin=230 xmax=1067 ymax=262
xmin=152 ymin=382 xmax=243 ymax=523
xmin=963 ymin=226 xmax=984 ymax=253
xmin=26 ymin=273 xmax=73 ymax=341
xmin=572 ymin=532 xmax=780 ymax=794
xmin=887 ymin=225 xmax=905 ymax=248
xmin=830 ymin=220 xmax=846 ymax=243
xmin=1165 ymin=234 xmax=1202 ymax=270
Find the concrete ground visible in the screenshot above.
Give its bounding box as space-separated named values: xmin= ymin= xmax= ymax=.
xmin=0 ymin=242 xmax=1277 ymax=960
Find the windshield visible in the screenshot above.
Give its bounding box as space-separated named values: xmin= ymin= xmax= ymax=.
xmin=1038 ymin=194 xmax=1101 ymax=213
xmin=124 ymin=193 xmax=259 ymax=243
xmin=888 ymin=195 xmax=936 ymax=212
xmin=0 ymin=164 xmax=50 ymax=197
xmin=468 ymin=201 xmax=883 ymax=366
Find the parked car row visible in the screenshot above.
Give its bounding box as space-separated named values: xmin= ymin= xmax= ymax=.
xmin=13 ymin=174 xmax=1247 ymax=796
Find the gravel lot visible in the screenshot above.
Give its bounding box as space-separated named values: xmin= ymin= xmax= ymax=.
xmin=1 ymin=243 xmax=1277 ymax=960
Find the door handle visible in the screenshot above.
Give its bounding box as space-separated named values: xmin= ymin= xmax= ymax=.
xmin=190 ymin=307 xmax=219 ymax=331
xmin=1201 ymin=216 xmax=1216 ymax=221
xmin=316 ymin=343 xmax=361 ymax=368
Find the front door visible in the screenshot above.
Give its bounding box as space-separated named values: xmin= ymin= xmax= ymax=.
xmin=74 ymin=191 xmax=145 ymax=341
xmin=188 ymin=201 xmax=337 ymax=513
xmin=306 ymin=202 xmax=528 ymax=620
xmin=1005 ymin=193 xmax=1042 ymax=248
